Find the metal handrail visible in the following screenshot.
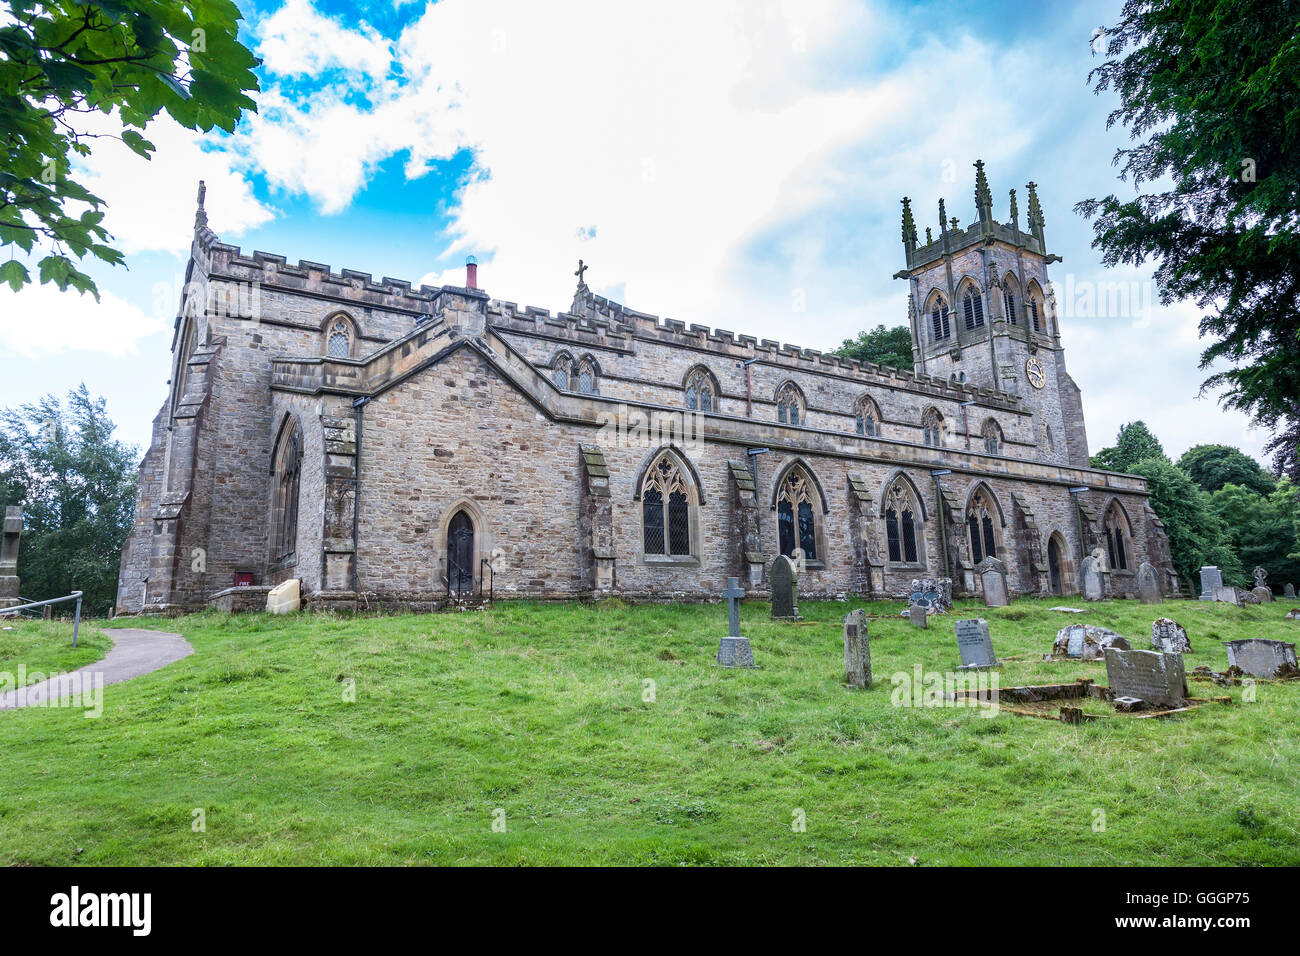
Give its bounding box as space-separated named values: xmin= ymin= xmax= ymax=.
xmin=0 ymin=591 xmax=84 ymax=646
xmin=479 ymin=557 xmax=494 ymax=602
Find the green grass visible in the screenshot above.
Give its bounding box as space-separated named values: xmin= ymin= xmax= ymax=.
xmin=0 ymin=597 xmax=1297 ymax=865
xmin=0 ymin=619 xmax=112 ymax=686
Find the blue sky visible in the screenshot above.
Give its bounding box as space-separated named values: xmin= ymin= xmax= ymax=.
xmin=0 ymin=0 xmax=1271 ymax=463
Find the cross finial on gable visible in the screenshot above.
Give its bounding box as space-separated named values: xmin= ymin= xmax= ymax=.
xmin=574 ymin=259 xmax=589 ymax=288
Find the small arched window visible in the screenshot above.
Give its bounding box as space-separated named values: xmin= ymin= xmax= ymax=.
xmin=981 ymin=418 xmax=1003 ymax=455
xmin=1104 ymin=502 xmax=1130 ymax=571
xmin=884 ymin=480 xmax=922 ymax=565
xmin=967 ymin=486 xmax=1000 ymax=565
xmin=775 ymin=382 xmax=805 ymax=426
xmin=855 ymin=396 xmax=881 ymax=437
xmin=1003 ymin=274 xmax=1021 ymax=325
xmin=929 ymin=295 xmax=952 ymax=342
xmin=270 ymin=419 xmax=303 ymax=564
xmin=962 ymin=285 xmax=985 ymax=330
xmin=1027 ymin=282 xmax=1045 ymax=333
xmin=327 ymin=320 xmax=352 ymax=358
xmin=683 ymin=367 xmax=716 ymax=412
xmin=777 ymin=467 xmax=819 ymax=562
xmin=575 ymin=356 xmax=598 ymax=394
xmin=642 ymin=452 xmax=696 ymax=557
xmin=922 ymin=408 xmax=944 ymax=447
xmin=552 ymin=353 xmax=573 ymax=390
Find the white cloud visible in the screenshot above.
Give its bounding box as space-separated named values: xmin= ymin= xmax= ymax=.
xmin=0 ymin=282 xmax=169 ymax=359
xmin=258 ymin=0 xmax=393 ymax=79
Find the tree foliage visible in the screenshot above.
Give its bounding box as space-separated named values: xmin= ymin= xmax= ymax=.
xmin=831 ymin=324 xmax=913 ymax=371
xmin=1090 ymin=420 xmax=1164 ymax=472
xmin=0 ymin=385 xmax=138 ymax=615
xmin=1177 ymin=443 xmax=1276 ymax=496
xmin=1128 ymin=455 xmax=1241 ymax=585
xmin=0 ymin=0 xmax=259 ymax=297
xmin=1208 ymin=479 xmax=1300 ymax=590
xmin=1077 ymin=0 xmax=1300 ymax=478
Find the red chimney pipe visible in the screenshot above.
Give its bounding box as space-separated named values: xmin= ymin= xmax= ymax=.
xmin=465 ymin=255 xmax=478 ymax=289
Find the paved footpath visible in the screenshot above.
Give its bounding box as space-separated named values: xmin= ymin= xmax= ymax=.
xmin=0 ymin=628 xmax=193 ymax=711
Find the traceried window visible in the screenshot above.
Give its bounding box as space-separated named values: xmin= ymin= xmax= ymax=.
xmin=884 ymin=480 xmax=922 ymax=565
xmin=552 ymin=353 xmax=573 ymax=390
xmin=327 ymin=320 xmax=351 ymax=358
xmin=684 ymin=368 xmax=716 ymax=412
xmin=775 ymin=383 xmax=805 ymax=426
xmin=270 ymin=419 xmax=303 ymax=564
xmin=930 ymin=296 xmax=952 ymax=341
xmin=967 ymin=486 xmax=999 ymax=565
xmin=641 ymin=453 xmax=694 ymax=558
xmin=777 ymin=468 xmax=818 ymax=562
xmin=962 ymin=286 xmax=985 ymax=330
xmin=575 ymin=357 xmax=597 ymax=394
xmin=1104 ymin=502 xmax=1130 ymax=571
xmin=855 ymin=396 xmax=881 ymax=437
xmin=981 ymin=418 xmax=1003 ymax=455
xmin=922 ymin=408 xmax=944 ymax=447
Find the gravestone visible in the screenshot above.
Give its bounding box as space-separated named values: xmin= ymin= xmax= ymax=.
xmin=1150 ymin=617 xmax=1191 ymax=653
xmin=1212 ymin=584 xmax=1242 ymax=606
xmin=1104 ymin=647 xmax=1188 ymax=709
xmin=1222 ymin=639 xmax=1298 ymax=679
xmin=955 ymin=618 xmax=998 ymax=670
xmin=267 ymin=578 xmax=300 ymax=614
xmin=1242 ymin=588 xmax=1262 ymax=605
xmin=1136 ymin=562 xmax=1161 ymax=605
xmin=1199 ymin=566 xmax=1222 ymax=601
xmin=1052 ymin=624 xmax=1130 ymax=660
xmin=0 ymin=506 xmax=21 ymax=609
xmin=1082 ymin=554 xmax=1105 ymax=602
xmin=843 ymin=609 xmax=871 ymax=688
xmin=1286 ymin=609 xmax=1300 ymax=621
xmin=1250 ymin=568 xmax=1273 ymax=603
xmin=771 ymin=556 xmax=799 ymax=620
xmin=716 ymin=577 xmax=755 ymax=668
xmin=977 ymin=556 xmax=1009 ymax=608
xmin=1285 ymin=583 xmax=1296 ymax=599
xmin=909 ymin=604 xmax=928 ymax=629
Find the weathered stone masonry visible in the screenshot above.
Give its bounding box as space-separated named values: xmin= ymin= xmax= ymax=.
xmin=116 ymin=169 xmax=1176 ymax=613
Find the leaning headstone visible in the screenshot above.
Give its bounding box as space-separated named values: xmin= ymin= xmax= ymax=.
xmin=1241 ymin=588 xmax=1262 ymax=605
xmin=1082 ymin=554 xmax=1105 ymax=602
xmin=0 ymin=506 xmax=21 ymax=609
xmin=1136 ymin=562 xmax=1161 ymax=605
xmin=1199 ymin=566 xmax=1223 ymax=601
xmin=977 ymin=556 xmax=1009 ymax=608
xmin=1052 ymin=624 xmax=1130 ymax=660
xmin=909 ymin=604 xmax=928 ymax=629
xmin=1285 ymin=583 xmax=1296 ymax=599
xmin=1222 ymin=639 xmax=1298 ymax=679
xmin=717 ymin=577 xmax=755 ymax=668
xmin=1150 ymin=617 xmax=1191 ymax=653
xmin=955 ymin=618 xmax=998 ymax=670
xmin=771 ymin=556 xmax=799 ymax=621
xmin=843 ymin=609 xmax=870 ymax=688
xmin=1212 ymin=584 xmax=1242 ymax=606
xmin=1104 ymin=647 xmax=1188 ymax=709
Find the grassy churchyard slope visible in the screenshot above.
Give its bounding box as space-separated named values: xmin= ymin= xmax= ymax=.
xmin=0 ymin=598 xmax=1297 ymax=865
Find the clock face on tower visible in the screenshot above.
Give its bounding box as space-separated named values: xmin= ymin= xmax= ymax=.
xmin=1026 ymin=357 xmax=1046 ymax=389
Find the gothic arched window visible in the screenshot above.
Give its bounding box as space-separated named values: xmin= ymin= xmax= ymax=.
xmin=777 ymin=467 xmax=819 ymax=562
xmin=922 ymin=408 xmax=944 ymax=447
xmin=1003 ymin=274 xmax=1021 ymax=325
xmin=1027 ymin=282 xmax=1045 ymax=333
xmin=929 ymin=295 xmax=952 ymax=342
xmin=981 ymin=418 xmax=1003 ymax=455
xmin=271 ymin=419 xmax=303 ymax=564
xmin=552 ymin=353 xmax=573 ymax=390
xmin=575 ymin=356 xmax=598 ymax=394
xmin=962 ymin=285 xmax=985 ymax=330
xmin=967 ymin=486 xmax=1000 ymax=565
xmin=683 ymin=367 xmax=716 ymax=412
xmin=775 ymin=382 xmax=805 ymax=426
xmin=326 ymin=319 xmax=352 ymax=358
xmin=1104 ymin=502 xmax=1130 ymax=571
xmin=641 ymin=452 xmax=696 ymax=558
xmin=855 ymin=395 xmax=881 ymax=437
xmin=884 ymin=480 xmax=923 ymax=565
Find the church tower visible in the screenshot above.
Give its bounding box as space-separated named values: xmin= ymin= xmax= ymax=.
xmin=895 ymin=162 xmax=1089 ymax=467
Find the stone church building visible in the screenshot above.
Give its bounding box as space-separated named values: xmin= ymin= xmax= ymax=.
xmin=115 ymin=163 xmax=1176 ymax=614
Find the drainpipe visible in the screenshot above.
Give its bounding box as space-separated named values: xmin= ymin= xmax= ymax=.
xmin=352 ymin=396 xmax=370 ymax=596
xmin=931 ymin=469 xmax=952 ymax=580
xmin=960 ymin=400 xmax=976 ymax=450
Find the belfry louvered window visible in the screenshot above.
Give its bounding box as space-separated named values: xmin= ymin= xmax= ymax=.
xmin=963 ymin=288 xmax=985 ymax=329
xmin=931 ymin=299 xmax=951 ymax=341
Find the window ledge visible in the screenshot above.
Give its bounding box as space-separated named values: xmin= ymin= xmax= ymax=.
xmin=642 ymin=555 xmax=700 ymax=567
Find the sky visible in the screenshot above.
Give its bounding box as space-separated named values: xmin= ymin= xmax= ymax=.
xmin=0 ymin=0 xmax=1274 ymax=463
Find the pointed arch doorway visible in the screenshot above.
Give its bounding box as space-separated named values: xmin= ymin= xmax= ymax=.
xmin=447 ymin=510 xmax=475 ymax=596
